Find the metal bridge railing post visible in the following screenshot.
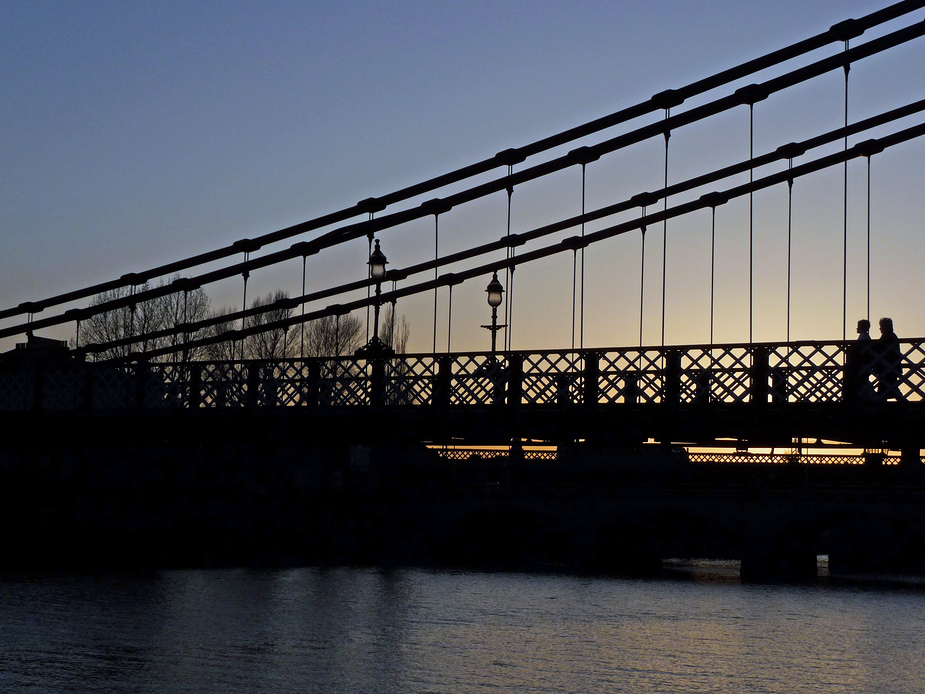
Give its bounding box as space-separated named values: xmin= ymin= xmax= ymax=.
xmin=188 ymin=365 xmax=202 ymax=409
xmin=664 ymin=350 xmax=681 ymax=405
xmin=750 ymin=346 xmax=770 ymax=404
xmin=583 ymin=352 xmax=599 ymax=406
xmin=623 ymin=371 xmax=640 ymax=405
xmin=304 ymin=361 xmax=321 ymax=407
xmin=556 ymin=373 xmax=572 ymax=407
xmin=246 ymin=363 xmax=260 ymax=409
xmin=434 ymin=356 xmax=452 ymax=407
xmin=506 ymin=355 xmax=523 ymax=407
xmin=82 ymin=366 xmax=95 ymax=412
xmin=370 ymin=357 xmax=387 ymax=407
xmin=133 ymin=361 xmax=149 ymax=410
xmin=32 ymin=357 xmax=43 ymax=413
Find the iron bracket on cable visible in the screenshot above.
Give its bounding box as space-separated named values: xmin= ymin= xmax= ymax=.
xmin=735 ymin=83 xmax=770 ymax=105
xmin=290 ymin=241 xmax=320 ymax=257
xmin=776 ymin=142 xmax=807 ymax=160
xmin=495 ymin=148 xmax=526 ymax=166
xmin=505 ymin=233 xmax=527 ymax=248
xmin=830 ymin=18 xmax=863 ymax=41
xmin=631 ymin=191 xmax=660 ymax=208
xmin=357 ymin=197 xmax=386 ymax=215
xmin=441 ymin=272 xmax=463 ymax=287
xmin=855 ymin=138 xmax=885 ymax=157
xmin=231 ymin=238 xmax=262 ymax=254
xmin=699 ymin=191 xmax=730 ymax=208
xmin=567 ymin=146 xmax=600 ymax=166
xmin=171 ymin=277 xmax=201 ymax=292
xmin=421 ymin=197 xmax=453 ymax=216
xmin=562 ymin=235 xmax=589 ymax=251
xmin=651 ymin=89 xmax=684 ymax=110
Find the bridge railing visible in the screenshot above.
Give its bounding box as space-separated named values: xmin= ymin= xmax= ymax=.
xmin=3 ymin=338 xmax=924 ymax=411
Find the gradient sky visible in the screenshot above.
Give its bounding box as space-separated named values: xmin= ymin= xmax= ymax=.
xmin=2 ymin=1 xmax=924 ymax=355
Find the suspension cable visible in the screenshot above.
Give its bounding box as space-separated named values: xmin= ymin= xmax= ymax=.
xmin=661 ymin=107 xmax=671 ymax=346
xmin=580 ymin=163 xmax=588 ymax=348
xmin=749 ymin=102 xmax=755 ymax=344
xmin=52 ymin=113 xmax=925 ymax=359
xmin=505 ymin=166 xmax=514 ymax=351
xmin=711 ymin=205 xmax=717 ymax=345
xmin=107 ymin=122 xmax=925 ymax=361
xmin=572 ymin=248 xmax=578 ymax=350
xmin=300 ymin=254 xmax=307 ymax=358
xmin=639 ymin=206 xmax=648 ymax=348
xmin=240 ymin=252 xmax=250 ymax=361
xmin=5 ymin=6 xmax=922 ymax=325
xmin=433 ymin=213 xmax=440 ymax=354
xmin=447 ymin=283 xmax=453 ymax=353
xmin=787 ymin=160 xmax=794 ymax=343
xmin=16 ymin=24 xmax=925 ymax=346
xmin=842 ymin=39 xmax=851 ymax=340
xmin=867 ymin=154 xmax=872 ymax=321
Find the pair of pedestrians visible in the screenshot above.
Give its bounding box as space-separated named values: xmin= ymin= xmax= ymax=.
xmin=856 ymin=317 xmax=902 ymax=400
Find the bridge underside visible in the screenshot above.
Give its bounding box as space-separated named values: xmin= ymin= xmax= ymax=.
xmin=6 ymin=400 xmax=924 ymax=454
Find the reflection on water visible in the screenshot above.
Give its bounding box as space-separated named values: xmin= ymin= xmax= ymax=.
xmin=2 ymin=563 xmax=925 ymax=693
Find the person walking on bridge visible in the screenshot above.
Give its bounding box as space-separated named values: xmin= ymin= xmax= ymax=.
xmin=854 ymin=319 xmax=876 ymax=400
xmin=874 ymin=317 xmax=904 ymax=401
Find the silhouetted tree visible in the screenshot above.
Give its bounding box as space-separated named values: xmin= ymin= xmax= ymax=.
xmin=302 ymin=313 xmax=364 ymax=357
xmin=203 ymin=306 xmax=239 ymax=361
xmin=243 ymin=290 xmax=298 ymax=360
xmin=78 ymin=277 xmax=210 ymax=361
xmin=380 ymin=304 xmax=411 ymax=354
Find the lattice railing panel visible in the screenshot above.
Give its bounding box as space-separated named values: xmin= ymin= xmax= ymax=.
xmin=88 ymin=366 xmax=137 ymax=410
xmin=198 ymin=362 xmax=248 ymax=407
xmin=0 ymin=371 xmax=32 ymax=410
xmin=768 ymin=343 xmax=845 ymax=403
xmin=900 ymin=342 xmax=925 ymax=400
xmin=385 ymin=356 xmax=439 ymax=406
xmin=448 ymin=354 xmax=506 ymax=406
xmin=317 ymin=359 xmax=370 ymax=406
xmin=597 ymin=350 xmax=664 ymax=404
xmin=7 ymin=339 xmax=925 ymax=412
xmin=258 ymin=362 xmax=307 ymax=407
xmin=520 ymin=352 xmax=585 ymax=405
xmin=679 ymin=347 xmax=752 ymax=404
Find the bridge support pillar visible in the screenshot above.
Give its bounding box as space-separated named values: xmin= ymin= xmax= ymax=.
xmin=740 ymin=525 xmax=817 ymax=583
xmin=827 ymin=518 xmax=924 ymax=575
xmin=741 ymin=545 xmax=817 ymax=583
xmin=900 ymin=446 xmax=921 ymax=468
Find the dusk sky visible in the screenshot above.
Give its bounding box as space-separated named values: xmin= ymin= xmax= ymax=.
xmin=2 ymin=1 xmax=924 ymax=354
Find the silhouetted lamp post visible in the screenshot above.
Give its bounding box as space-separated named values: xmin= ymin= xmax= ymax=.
xmin=357 ymin=239 xmax=393 ymax=356
xmin=482 ymin=272 xmax=506 ymax=354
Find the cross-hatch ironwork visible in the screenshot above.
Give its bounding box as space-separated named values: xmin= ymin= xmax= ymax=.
xmin=2 ymin=338 xmax=920 ymax=412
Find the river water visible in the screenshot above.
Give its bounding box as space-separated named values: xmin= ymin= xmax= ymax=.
xmin=2 ymin=562 xmax=925 ymax=693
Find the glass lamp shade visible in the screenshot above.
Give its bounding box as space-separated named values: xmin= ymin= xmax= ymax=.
xmin=368 ymin=239 xmax=388 ymax=281
xmin=485 ymin=272 xmax=504 ymax=308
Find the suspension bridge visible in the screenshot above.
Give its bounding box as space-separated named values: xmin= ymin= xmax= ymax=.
xmin=3 ymin=2 xmax=925 ymax=578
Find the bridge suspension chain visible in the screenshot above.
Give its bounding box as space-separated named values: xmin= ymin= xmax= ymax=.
xmin=3 ymin=0 xmax=921 ymax=330
xmin=57 ymin=114 xmax=925 ymax=362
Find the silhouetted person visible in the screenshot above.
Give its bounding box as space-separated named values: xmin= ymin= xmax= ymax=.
xmin=874 ymin=317 xmax=903 ymax=400
xmin=853 ymin=318 xmax=876 ymax=400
